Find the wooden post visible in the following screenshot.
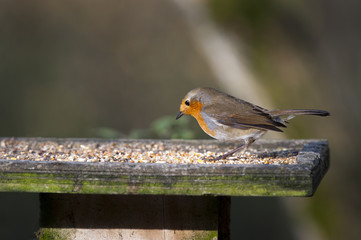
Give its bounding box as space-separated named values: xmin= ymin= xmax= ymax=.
xmin=39 ymin=194 xmax=230 ymax=240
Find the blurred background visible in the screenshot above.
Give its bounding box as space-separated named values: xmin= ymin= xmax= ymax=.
xmin=0 ymin=0 xmax=360 ymax=239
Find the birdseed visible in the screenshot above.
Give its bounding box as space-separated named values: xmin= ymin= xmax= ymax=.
xmin=0 ymin=138 xmax=298 ymax=165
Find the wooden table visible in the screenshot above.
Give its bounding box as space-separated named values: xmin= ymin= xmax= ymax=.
xmin=0 ymin=138 xmax=329 ymax=240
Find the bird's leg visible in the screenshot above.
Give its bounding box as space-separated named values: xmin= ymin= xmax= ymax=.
xmin=214 ymin=138 xmax=256 ymax=160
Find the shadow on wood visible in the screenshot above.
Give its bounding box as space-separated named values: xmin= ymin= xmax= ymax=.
xmin=39 ymin=194 xmax=230 ymax=239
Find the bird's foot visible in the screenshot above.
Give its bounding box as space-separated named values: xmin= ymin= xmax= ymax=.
xmin=203 ymin=154 xmax=229 ymax=162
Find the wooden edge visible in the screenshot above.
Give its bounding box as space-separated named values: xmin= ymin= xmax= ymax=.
xmin=296 ymin=140 xmax=329 ymax=196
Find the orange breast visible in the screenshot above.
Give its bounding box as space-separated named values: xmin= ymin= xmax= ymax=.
xmin=186 ymin=101 xmax=216 ymax=137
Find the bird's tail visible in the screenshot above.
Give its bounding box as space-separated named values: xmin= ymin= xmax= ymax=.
xmin=269 ymin=109 xmax=330 ymax=122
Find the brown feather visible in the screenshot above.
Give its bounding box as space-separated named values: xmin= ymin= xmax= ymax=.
xmin=269 ymin=109 xmax=330 ymax=117
xmin=201 ymin=93 xmax=286 ymax=132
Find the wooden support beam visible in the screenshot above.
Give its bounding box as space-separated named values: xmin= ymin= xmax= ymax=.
xmin=38 ymin=194 xmax=230 ymax=240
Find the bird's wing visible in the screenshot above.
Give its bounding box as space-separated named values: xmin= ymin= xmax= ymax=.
xmin=203 ymin=99 xmax=286 ymax=132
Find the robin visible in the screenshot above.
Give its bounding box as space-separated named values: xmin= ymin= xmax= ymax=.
xmin=176 ymin=87 xmax=329 ymax=160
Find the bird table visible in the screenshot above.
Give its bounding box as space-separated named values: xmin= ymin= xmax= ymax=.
xmin=0 ymin=138 xmax=329 ymax=240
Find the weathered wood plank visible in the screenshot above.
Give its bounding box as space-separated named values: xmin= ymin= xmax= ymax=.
xmin=0 ymin=138 xmax=329 ymax=196
xmin=38 ymin=194 xmax=228 ymax=240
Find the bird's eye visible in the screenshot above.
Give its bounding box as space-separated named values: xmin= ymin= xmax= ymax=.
xmin=185 ymin=100 xmax=190 ymax=106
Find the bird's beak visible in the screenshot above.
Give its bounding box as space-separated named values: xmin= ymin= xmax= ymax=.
xmin=176 ymin=111 xmax=184 ymax=120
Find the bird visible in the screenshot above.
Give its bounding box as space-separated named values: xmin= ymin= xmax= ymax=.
xmin=176 ymin=87 xmax=329 ymax=160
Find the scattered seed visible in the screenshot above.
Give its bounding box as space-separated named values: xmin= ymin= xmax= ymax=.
xmin=0 ymin=139 xmax=298 ymax=165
